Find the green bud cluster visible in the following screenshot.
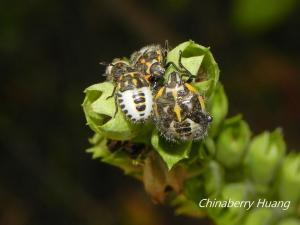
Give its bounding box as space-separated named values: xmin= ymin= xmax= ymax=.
xmin=82 ymin=41 xmax=300 ymax=225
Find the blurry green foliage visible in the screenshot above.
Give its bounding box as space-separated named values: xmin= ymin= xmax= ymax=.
xmin=232 ymin=0 xmax=298 ymax=34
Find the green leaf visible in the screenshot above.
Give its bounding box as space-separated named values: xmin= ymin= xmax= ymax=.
xmin=166 ymin=40 xmax=220 ymax=97
xmin=82 ymin=83 xmax=106 ymax=134
xmin=151 ymin=130 xmax=192 ymax=170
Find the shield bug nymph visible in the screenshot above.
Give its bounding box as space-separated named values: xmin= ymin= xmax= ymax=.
xmin=153 ymin=54 xmax=212 ymax=142
xmin=102 ymin=58 xmax=153 ymax=123
xmin=115 ymin=71 xmax=153 ymax=122
xmin=101 ymin=58 xmax=132 ymax=82
xmin=130 ymin=41 xmax=169 ymax=90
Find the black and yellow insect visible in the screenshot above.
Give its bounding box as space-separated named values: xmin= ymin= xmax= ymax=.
xmin=130 ymin=41 xmax=168 ymax=90
xmin=115 ymin=72 xmax=153 ymax=122
xmin=153 ymin=54 xmax=212 ymax=141
xmin=103 ymin=58 xmax=153 ymax=122
xmin=103 ymin=58 xmax=132 ymax=82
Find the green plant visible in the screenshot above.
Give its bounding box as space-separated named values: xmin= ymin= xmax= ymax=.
xmin=82 ymin=41 xmax=300 ymax=225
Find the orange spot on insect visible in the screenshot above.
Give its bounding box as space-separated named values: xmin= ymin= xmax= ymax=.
xmin=155 ymin=87 xmax=165 ymax=99
xmin=198 ymin=95 xmax=206 ymax=110
xmin=144 ymin=75 xmax=151 ymax=81
xmin=174 ymin=103 xmax=182 ymax=122
xmin=171 ymin=90 xmax=182 ymax=122
xmin=185 ymin=83 xmax=198 ymax=93
xmin=133 ymin=79 xmax=138 ymax=86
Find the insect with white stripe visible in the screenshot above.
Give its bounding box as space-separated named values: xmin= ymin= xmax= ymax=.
xmin=102 ymin=58 xmax=153 ymax=122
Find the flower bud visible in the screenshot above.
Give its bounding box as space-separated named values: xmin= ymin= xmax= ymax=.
xmin=243 ymin=208 xmax=273 ymax=225
xmin=196 ymin=137 xmax=216 ymax=160
xmin=277 ymin=218 xmax=300 ymax=225
xmin=216 ymin=115 xmax=251 ymax=168
xmin=209 ymin=183 xmax=249 ymax=225
xmin=278 ymin=153 xmax=300 ymax=204
xmin=204 ymin=160 xmax=224 ymax=196
xmin=207 ymin=84 xmax=228 ymax=137
xmin=244 ymin=129 xmax=286 ymax=187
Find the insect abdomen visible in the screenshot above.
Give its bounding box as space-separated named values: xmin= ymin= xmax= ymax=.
xmin=117 ymin=73 xmax=153 ymax=123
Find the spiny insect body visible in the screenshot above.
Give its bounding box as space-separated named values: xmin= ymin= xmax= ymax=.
xmin=153 ymin=56 xmax=212 ymax=141
xmin=130 ymin=42 xmax=168 ymax=91
xmin=104 ymin=58 xmax=153 ymax=122
xmin=116 ymin=72 xmax=153 ymax=122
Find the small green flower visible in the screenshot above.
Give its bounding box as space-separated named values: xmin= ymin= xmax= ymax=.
xmin=216 ymin=115 xmax=251 ymax=168
xmin=243 ymin=208 xmax=274 ymax=225
xmin=278 ymin=153 xmax=300 ymax=204
xmin=244 ymin=129 xmax=286 ymax=189
xmin=197 ymin=136 xmax=216 ymax=160
xmin=277 ymin=218 xmax=300 ymax=225
xmin=208 ymin=84 xmax=228 ymax=136
xmin=204 ymin=160 xmax=224 ymax=196
xmin=208 ymin=183 xmax=249 ymax=225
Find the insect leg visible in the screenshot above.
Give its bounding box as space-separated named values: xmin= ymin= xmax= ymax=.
xmin=178 ymin=50 xmax=196 ymax=83
xmin=106 ymin=85 xmax=117 ymax=100
xmin=166 ymin=61 xmax=181 ymax=71
xmin=113 ymin=94 xmax=118 ymax=118
xmin=163 ymin=40 xmax=169 ymax=61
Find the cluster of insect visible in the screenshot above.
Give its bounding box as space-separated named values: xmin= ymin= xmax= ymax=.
xmin=101 ymin=42 xmax=213 ymax=142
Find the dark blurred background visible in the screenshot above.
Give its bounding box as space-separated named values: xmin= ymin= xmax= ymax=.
xmin=1 ymin=0 xmax=299 ymax=224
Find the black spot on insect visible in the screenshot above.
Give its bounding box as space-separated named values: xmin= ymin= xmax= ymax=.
xmin=183 ymin=132 xmax=192 ymax=137
xmin=176 ymin=126 xmax=192 ymax=133
xmin=120 ymin=104 xmax=125 ymax=109
xmin=123 ymin=110 xmax=128 ymax=114
xmin=136 ymin=105 xmax=146 ymax=111
xmin=133 ymin=93 xmax=145 ymax=98
xmin=134 ymin=98 xmax=145 ymax=104
xmin=140 ymin=113 xmax=145 ymax=116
